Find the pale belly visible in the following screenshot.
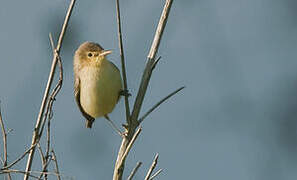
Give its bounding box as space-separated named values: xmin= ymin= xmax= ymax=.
xmin=79 ymin=65 xmax=122 ymax=118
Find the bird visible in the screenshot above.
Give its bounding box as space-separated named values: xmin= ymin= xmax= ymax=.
xmin=73 ymin=42 xmax=123 ymax=128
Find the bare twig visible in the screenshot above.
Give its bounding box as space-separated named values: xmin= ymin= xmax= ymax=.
xmin=149 ymin=169 xmax=163 ymax=180
xmin=1 ymin=143 xmax=37 ymax=170
xmin=151 ymin=56 xmax=161 ymax=71
xmin=105 ymin=115 xmax=124 ymax=137
xmin=24 ymin=0 xmax=75 ymax=179
xmin=131 ymin=0 xmax=173 ymax=124
xmin=127 ymin=162 xmax=142 ymax=180
xmin=51 ymin=150 xmax=61 ymax=180
xmin=38 ymin=155 xmax=52 ymax=180
xmin=49 ymin=33 xmax=55 ymax=52
xmin=113 ymin=128 xmax=142 ymax=180
xmin=113 ymin=137 xmax=130 ymax=180
xmin=139 ymin=86 xmax=185 ymax=124
xmin=144 ymin=154 xmax=159 ymax=180
xmin=0 ymin=105 xmax=12 ymax=180
xmin=37 ymin=143 xmax=48 ymax=180
xmin=0 ymin=105 xmax=7 ymax=165
xmin=113 ymin=1 xmax=173 ymax=180
xmin=116 ymin=0 xmax=131 ymax=125
xmin=37 ymin=143 xmax=46 ymax=166
xmin=1 ymin=169 xmax=65 ymax=179
xmin=39 ymin=33 xmax=63 ymax=138
xmin=1 ymin=169 xmax=41 ymax=179
xmin=122 ymin=128 xmax=142 ymax=160
xmin=41 ymin=33 xmax=64 ymax=180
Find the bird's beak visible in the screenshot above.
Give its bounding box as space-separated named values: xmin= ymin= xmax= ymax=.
xmin=100 ymin=50 xmax=112 ymax=57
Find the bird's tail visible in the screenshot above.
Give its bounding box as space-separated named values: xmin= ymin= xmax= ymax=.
xmin=86 ymin=119 xmax=94 ymax=128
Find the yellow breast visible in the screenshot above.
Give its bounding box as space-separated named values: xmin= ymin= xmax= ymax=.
xmin=79 ymin=60 xmax=122 ymax=118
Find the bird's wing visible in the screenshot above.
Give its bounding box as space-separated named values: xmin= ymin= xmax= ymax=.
xmin=109 ymin=61 xmax=123 ymax=102
xmin=74 ymin=77 xmax=95 ymax=128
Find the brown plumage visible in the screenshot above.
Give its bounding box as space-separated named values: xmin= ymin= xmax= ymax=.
xmin=74 ymin=42 xmax=122 ymax=128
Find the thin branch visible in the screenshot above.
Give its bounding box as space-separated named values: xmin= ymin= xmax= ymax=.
xmin=0 ymin=105 xmax=12 ymax=180
xmin=24 ymin=0 xmax=75 ymax=179
xmin=149 ymin=169 xmax=163 ymax=180
xmin=113 ymin=1 xmax=174 ymax=180
xmin=113 ymin=128 xmax=142 ymax=180
xmin=1 ymin=169 xmax=65 ymax=179
xmin=105 ymin=115 xmax=124 ymax=137
xmin=116 ymin=0 xmax=131 ymax=124
xmin=1 ymin=143 xmax=37 ymax=170
xmin=51 ymin=150 xmax=61 ymax=180
xmin=37 ymin=143 xmax=48 ymax=180
xmin=49 ymin=33 xmax=55 ymax=51
xmin=127 ymin=162 xmax=142 ymax=180
xmin=38 ymin=155 xmax=52 ymax=180
xmin=122 ymin=127 xmax=142 ymax=160
xmin=37 ymin=143 xmax=46 ymax=166
xmin=0 ymin=104 xmax=7 ymax=166
xmin=113 ymin=137 xmax=129 ymax=180
xmin=139 ymin=86 xmax=185 ymax=124
xmin=39 ymin=33 xmax=63 ymax=138
xmin=151 ymin=56 xmax=161 ymax=71
xmin=1 ymin=169 xmax=41 ymax=179
xmin=131 ymin=0 xmax=174 ymax=125
xmin=144 ymin=154 xmax=159 ymax=180
xmin=42 ymin=33 xmax=64 ymax=180
xmin=147 ymin=0 xmax=173 ymax=60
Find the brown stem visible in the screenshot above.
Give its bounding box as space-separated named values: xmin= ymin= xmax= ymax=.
xmin=138 ymin=86 xmax=185 ymax=123
xmin=131 ymin=0 xmax=174 ymax=124
xmin=1 ymin=143 xmax=37 ymax=170
xmin=116 ymin=0 xmax=131 ymax=124
xmin=0 ymin=105 xmax=12 ymax=180
xmin=112 ymin=0 xmax=174 ymax=180
xmin=144 ymin=154 xmax=159 ymax=180
xmin=23 ymin=0 xmax=75 ymax=179
xmin=127 ymin=162 xmax=142 ymax=180
xmin=51 ymin=150 xmax=61 ymax=180
xmin=149 ymin=169 xmax=163 ymax=180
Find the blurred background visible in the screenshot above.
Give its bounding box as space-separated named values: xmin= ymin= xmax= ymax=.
xmin=1 ymin=0 xmax=297 ymax=179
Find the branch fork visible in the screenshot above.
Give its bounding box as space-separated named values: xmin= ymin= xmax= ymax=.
xmin=113 ymin=0 xmax=181 ymax=180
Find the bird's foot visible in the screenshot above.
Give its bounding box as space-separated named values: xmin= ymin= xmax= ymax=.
xmin=120 ymin=89 xmax=131 ymax=97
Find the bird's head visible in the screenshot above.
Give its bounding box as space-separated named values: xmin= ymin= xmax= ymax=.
xmin=75 ymin=42 xmax=112 ymax=65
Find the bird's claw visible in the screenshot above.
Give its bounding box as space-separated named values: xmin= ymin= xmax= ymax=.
xmin=120 ymin=89 xmax=131 ymax=97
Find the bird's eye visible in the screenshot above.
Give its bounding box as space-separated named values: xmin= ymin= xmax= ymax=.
xmin=87 ymin=53 xmax=93 ymax=57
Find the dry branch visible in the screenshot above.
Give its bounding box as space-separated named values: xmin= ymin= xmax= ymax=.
xmin=0 ymin=105 xmax=12 ymax=180
xmin=127 ymin=162 xmax=142 ymax=180
xmin=116 ymin=0 xmax=131 ymax=124
xmin=121 ymin=127 xmax=142 ymax=160
xmin=1 ymin=143 xmax=37 ymax=170
xmin=40 ymin=33 xmax=64 ymax=180
xmin=23 ymin=0 xmax=75 ymax=179
xmin=144 ymin=154 xmax=159 ymax=180
xmin=138 ymin=86 xmax=185 ymax=123
xmin=51 ymin=150 xmax=61 ymax=180
xmin=149 ymin=169 xmax=163 ymax=180
xmin=113 ymin=0 xmax=174 ymax=180
xmin=1 ymin=169 xmax=41 ymax=179
xmin=130 ymin=0 xmax=174 ymax=123
xmin=1 ymin=169 xmax=65 ymax=179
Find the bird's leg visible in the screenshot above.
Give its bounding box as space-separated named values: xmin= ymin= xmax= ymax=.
xmin=104 ymin=115 xmax=125 ymax=137
xmin=119 ymin=89 xmax=131 ymax=97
